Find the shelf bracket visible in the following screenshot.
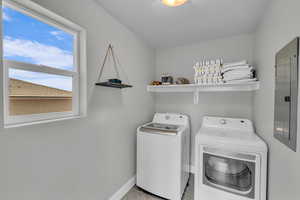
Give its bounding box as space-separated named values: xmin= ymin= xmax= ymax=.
xmin=193 ymin=89 xmax=199 ymax=104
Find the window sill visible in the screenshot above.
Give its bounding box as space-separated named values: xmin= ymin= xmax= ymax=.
xmin=4 ymin=115 xmax=83 ymax=129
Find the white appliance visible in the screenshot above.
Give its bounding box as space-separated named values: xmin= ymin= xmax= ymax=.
xmin=194 ymin=116 xmax=268 ymax=200
xmin=137 ymin=113 xmax=190 ymax=200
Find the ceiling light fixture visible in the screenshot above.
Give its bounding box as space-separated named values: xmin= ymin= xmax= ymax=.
xmin=161 ymin=0 xmax=189 ymax=7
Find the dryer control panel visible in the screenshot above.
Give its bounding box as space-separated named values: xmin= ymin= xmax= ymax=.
xmin=202 ymin=116 xmax=254 ymax=133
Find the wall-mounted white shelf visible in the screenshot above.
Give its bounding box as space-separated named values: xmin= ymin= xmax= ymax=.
xmin=147 ymin=81 xmax=260 ymax=104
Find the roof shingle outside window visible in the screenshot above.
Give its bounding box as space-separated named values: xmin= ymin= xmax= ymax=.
xmin=9 ymin=78 xmax=72 ymax=99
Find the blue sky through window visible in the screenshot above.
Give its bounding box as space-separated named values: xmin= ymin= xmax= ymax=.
xmin=3 ymin=5 xmax=74 ymax=91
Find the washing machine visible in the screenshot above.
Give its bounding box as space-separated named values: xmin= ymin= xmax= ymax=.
xmin=194 ymin=116 xmax=268 ymax=200
xmin=137 ymin=113 xmax=190 ymax=200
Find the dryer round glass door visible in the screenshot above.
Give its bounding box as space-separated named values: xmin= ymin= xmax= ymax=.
xmin=202 ymin=151 xmax=256 ymax=199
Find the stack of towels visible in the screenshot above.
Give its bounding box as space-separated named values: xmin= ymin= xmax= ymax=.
xmin=222 ymin=60 xmax=256 ymax=83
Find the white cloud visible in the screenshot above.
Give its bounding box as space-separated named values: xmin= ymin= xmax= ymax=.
xmin=50 ymin=31 xmax=61 ymax=36
xmin=3 ymin=37 xmax=73 ymax=70
xmin=3 ymin=12 xmax=11 ymax=21
xmin=50 ymin=31 xmax=65 ymax=40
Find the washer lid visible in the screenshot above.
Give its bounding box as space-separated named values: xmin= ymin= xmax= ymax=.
xmin=141 ymin=123 xmax=180 ymax=133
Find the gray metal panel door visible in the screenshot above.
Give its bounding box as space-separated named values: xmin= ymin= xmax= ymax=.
xmin=274 ymin=37 xmax=298 ymax=152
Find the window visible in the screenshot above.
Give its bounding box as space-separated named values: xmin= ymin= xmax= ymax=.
xmin=2 ymin=0 xmax=87 ymax=127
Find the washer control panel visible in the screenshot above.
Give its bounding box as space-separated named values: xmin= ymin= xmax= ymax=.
xmin=153 ymin=113 xmax=189 ymax=126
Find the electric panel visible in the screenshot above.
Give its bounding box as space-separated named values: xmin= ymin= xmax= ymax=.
xmin=274 ymin=37 xmax=299 ymax=152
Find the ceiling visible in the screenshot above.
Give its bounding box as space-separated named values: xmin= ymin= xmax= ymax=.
xmin=96 ymin=0 xmax=270 ymax=48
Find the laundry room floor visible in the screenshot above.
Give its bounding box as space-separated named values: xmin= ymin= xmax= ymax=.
xmin=122 ymin=175 xmax=194 ymax=200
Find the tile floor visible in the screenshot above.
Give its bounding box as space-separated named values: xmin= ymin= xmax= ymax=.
xmin=122 ymin=175 xmax=194 ymax=200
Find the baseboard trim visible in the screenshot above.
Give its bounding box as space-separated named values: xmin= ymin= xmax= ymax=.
xmin=109 ymin=176 xmax=136 ymax=200
xmin=109 ymin=166 xmax=194 ymax=200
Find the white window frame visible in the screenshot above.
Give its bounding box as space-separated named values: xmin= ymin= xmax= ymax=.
xmin=2 ymin=0 xmax=87 ymax=128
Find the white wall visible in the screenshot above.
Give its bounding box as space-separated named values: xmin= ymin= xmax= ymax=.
xmin=0 ymin=0 xmax=155 ymax=200
xmin=155 ymin=34 xmax=255 ymax=167
xmin=253 ymin=0 xmax=300 ymax=199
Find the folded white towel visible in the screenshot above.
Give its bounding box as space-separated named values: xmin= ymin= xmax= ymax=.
xmin=223 ymin=74 xmax=253 ymax=81
xmin=223 ymin=60 xmax=248 ymax=68
xmin=223 ymin=68 xmax=254 ymax=77
xmin=224 ymin=78 xmax=257 ymax=83
xmin=224 ymin=74 xmax=252 ymax=80
xmin=222 ymin=65 xmax=252 ymax=73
